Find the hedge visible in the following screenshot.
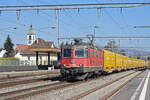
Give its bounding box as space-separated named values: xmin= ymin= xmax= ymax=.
xmin=0 ymin=57 xmax=19 ymax=60
xmin=0 ymin=57 xmax=19 ymax=66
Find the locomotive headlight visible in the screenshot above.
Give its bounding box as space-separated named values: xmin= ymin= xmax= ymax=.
xmin=79 ymin=64 xmax=83 ymax=67
xmin=63 ymin=64 xmax=66 ymax=67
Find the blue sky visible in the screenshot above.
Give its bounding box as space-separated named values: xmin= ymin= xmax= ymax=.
xmin=0 ymin=0 xmax=150 ymax=53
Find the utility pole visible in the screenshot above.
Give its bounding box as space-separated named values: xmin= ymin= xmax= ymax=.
xmin=55 ymin=10 xmax=60 ymax=47
xmin=118 ymin=39 xmax=120 ymax=53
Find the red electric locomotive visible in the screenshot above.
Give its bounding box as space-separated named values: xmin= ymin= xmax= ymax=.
xmin=60 ymin=39 xmax=103 ymax=80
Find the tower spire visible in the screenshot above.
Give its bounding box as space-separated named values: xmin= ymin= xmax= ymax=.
xmin=27 ymin=24 xmax=35 ymax=45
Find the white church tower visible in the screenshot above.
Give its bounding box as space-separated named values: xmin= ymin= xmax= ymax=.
xmin=27 ymin=25 xmax=35 ymax=45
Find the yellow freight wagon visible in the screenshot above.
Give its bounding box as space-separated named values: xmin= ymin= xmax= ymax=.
xmin=134 ymin=59 xmax=138 ymax=68
xmin=116 ymin=53 xmax=122 ymax=71
xmin=137 ymin=59 xmax=140 ymax=68
xmin=116 ymin=54 xmax=126 ymax=71
xmin=131 ymin=58 xmax=136 ymax=68
xmin=139 ymin=60 xmax=142 ymax=68
xmin=135 ymin=59 xmax=138 ymax=68
xmin=103 ymin=49 xmax=116 ymax=73
xmin=142 ymin=60 xmax=146 ymax=67
xmin=123 ymin=56 xmax=128 ymax=70
xmin=127 ymin=57 xmax=131 ymax=69
xmin=103 ymin=49 xmax=148 ymax=73
xmin=120 ymin=54 xmax=124 ymax=70
xmin=121 ymin=55 xmax=127 ymax=70
xmin=146 ymin=60 xmax=148 ymax=67
xmin=144 ymin=60 xmax=147 ymax=67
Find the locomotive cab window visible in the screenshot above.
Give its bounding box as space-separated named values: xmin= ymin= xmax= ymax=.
xmin=85 ymin=48 xmax=88 ymax=57
xmin=92 ymin=49 xmax=94 ymax=56
xmin=75 ymin=48 xmax=84 ymax=57
xmin=96 ymin=50 xmax=98 ymax=58
xmin=63 ymin=49 xmax=72 ymax=58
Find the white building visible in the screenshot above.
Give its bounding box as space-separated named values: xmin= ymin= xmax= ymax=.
xmin=15 ymin=25 xmax=60 ymax=66
xmin=27 ymin=25 xmax=36 ymax=45
xmin=0 ymin=49 xmax=6 ymax=58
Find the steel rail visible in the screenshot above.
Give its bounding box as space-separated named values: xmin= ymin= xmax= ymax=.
xmin=0 ymin=73 xmax=59 ymax=89
xmin=0 ymin=71 xmax=132 ymax=100
xmin=101 ymin=71 xmax=144 ymax=100
xmin=1 ymin=81 xmax=80 ymax=100
xmin=0 ymin=81 xmax=67 ymax=99
xmin=69 ymin=71 xmax=142 ymax=100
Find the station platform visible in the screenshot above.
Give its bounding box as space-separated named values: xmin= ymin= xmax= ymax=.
xmin=0 ymin=69 xmax=60 ymax=79
xmin=111 ymin=69 xmax=150 ymax=100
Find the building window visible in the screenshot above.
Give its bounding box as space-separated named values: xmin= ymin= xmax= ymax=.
xmin=28 ymin=56 xmax=30 ymax=60
xmin=40 ymin=56 xmax=42 ymax=60
xmin=40 ymin=56 xmax=42 ymax=65
xmin=29 ymin=36 xmax=32 ymax=40
xmin=28 ymin=40 xmax=32 ymax=44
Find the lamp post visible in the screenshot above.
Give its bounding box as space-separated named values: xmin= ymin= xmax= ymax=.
xmin=55 ymin=10 xmax=60 ymax=47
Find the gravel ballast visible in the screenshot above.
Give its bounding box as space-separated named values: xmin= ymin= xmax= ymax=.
xmin=21 ymin=70 xmax=137 ymax=100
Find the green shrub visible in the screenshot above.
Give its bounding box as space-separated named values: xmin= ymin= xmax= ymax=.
xmin=0 ymin=58 xmax=1 ymax=65
xmin=1 ymin=57 xmax=19 ymax=60
xmin=0 ymin=57 xmax=19 ymax=66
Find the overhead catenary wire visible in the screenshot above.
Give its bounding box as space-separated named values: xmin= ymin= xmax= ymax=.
xmin=0 ymin=1 xmax=74 ymax=41
xmin=0 ymin=3 xmax=148 ymax=11
xmin=134 ymin=26 xmax=150 ymax=28
xmin=0 ymin=1 xmax=150 ymax=50
xmin=17 ymin=0 xmax=89 ymax=38
xmin=104 ymin=9 xmax=126 ymax=35
xmin=60 ymin=36 xmax=150 ymax=40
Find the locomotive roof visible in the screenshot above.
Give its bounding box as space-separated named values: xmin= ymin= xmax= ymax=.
xmin=62 ymin=44 xmax=100 ymax=50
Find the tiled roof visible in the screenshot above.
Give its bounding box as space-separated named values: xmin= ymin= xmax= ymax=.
xmin=16 ymin=44 xmax=33 ymax=55
xmin=29 ymin=38 xmax=56 ymax=49
xmin=16 ymin=44 xmax=29 ymax=51
xmin=16 ymin=38 xmax=59 ymax=55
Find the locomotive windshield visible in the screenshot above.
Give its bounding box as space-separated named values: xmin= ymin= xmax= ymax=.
xmin=75 ymin=48 xmax=84 ymax=57
xmin=75 ymin=48 xmax=88 ymax=57
xmin=63 ymin=49 xmax=72 ymax=57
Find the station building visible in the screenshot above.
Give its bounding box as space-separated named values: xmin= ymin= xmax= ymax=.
xmin=15 ymin=25 xmax=60 ymax=66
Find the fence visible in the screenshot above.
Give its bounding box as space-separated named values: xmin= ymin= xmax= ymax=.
xmin=0 ymin=59 xmax=58 ymax=66
xmin=0 ymin=60 xmax=19 ymax=66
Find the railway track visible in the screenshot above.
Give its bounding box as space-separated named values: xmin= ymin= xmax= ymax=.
xmin=0 ymin=70 xmax=142 ymax=100
xmin=0 ymin=80 xmax=84 ymax=100
xmin=69 ymin=71 xmax=144 ymax=100
xmin=0 ymin=73 xmax=59 ymax=89
xmin=0 ymin=75 xmax=100 ymax=100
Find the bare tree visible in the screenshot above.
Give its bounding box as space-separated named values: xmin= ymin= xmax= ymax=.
xmin=104 ymin=40 xmax=119 ymax=53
